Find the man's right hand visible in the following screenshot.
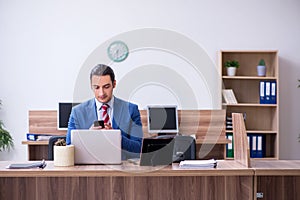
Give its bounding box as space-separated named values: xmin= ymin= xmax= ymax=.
xmin=89 ymin=124 xmax=103 ymax=130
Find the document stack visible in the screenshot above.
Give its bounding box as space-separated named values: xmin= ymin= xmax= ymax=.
xmin=179 ymin=159 xmax=217 ymax=169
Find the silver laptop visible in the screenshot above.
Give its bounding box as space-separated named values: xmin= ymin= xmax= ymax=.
xmin=71 ymin=129 xmax=121 ymax=165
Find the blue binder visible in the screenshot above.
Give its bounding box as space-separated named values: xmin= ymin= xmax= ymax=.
xmin=247 ymin=135 xmax=252 ymax=158
xmin=250 ymin=134 xmax=265 ymax=158
xmin=251 ymin=135 xmax=257 ymax=158
xmin=256 ymin=135 xmax=264 ymax=158
xmin=270 ymin=81 xmax=277 ymax=104
xmin=259 ymin=81 xmax=266 ymax=104
xmin=265 ymin=81 xmax=271 ymax=104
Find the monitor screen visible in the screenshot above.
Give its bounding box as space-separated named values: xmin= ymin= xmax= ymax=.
xmin=57 ymin=102 xmax=80 ymax=130
xmin=147 ymin=105 xmax=179 ymax=134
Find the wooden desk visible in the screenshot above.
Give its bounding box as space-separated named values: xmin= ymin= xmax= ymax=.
xmin=252 ymin=160 xmax=300 ymax=200
xmin=0 ymin=160 xmax=253 ymax=200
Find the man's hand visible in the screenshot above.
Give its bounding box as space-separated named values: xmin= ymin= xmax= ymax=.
xmin=89 ymin=124 xmax=103 ymax=130
xmin=89 ymin=123 xmax=112 ymax=130
xmin=104 ymin=123 xmax=112 ymax=129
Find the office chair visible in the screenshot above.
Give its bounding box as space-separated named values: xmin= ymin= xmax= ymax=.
xmin=48 ymin=136 xmax=66 ymax=160
xmin=173 ymin=135 xmax=196 ymax=163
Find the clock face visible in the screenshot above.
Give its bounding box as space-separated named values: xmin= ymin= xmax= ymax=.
xmin=107 ymin=41 xmax=129 ymax=62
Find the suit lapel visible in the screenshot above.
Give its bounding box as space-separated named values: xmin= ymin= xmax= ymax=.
xmin=88 ymin=99 xmax=98 ymax=124
xmin=112 ymin=97 xmax=123 ymax=129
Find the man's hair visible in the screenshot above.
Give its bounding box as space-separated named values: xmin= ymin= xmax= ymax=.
xmin=90 ymin=64 xmax=115 ymax=83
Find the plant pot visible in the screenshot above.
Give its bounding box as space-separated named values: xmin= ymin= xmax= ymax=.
xmin=227 ymin=67 xmax=237 ymax=76
xmin=257 ymin=65 xmax=266 ymax=76
xmin=54 ymin=145 xmax=74 ymax=166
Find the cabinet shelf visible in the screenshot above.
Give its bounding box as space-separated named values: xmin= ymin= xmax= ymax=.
xmin=220 ymin=50 xmax=279 ymax=159
xmin=226 ymin=130 xmax=277 ymax=134
xmin=222 ymin=76 xmax=277 ymax=80
xmin=223 ymin=103 xmax=277 ymax=107
xmin=196 ymin=137 xmax=231 ymax=144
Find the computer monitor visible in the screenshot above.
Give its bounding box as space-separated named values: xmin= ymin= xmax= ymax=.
xmin=57 ymin=102 xmax=80 ymax=130
xmin=147 ymin=105 xmax=179 ymax=134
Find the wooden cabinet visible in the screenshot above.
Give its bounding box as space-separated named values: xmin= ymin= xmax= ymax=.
xmin=219 ymin=50 xmax=279 ymax=159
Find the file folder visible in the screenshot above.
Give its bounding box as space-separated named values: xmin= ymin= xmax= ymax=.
xmin=256 ymin=135 xmax=263 ymax=158
xmin=249 ymin=134 xmax=265 ymax=158
xmin=265 ymin=81 xmax=271 ymax=104
xmin=259 ymin=81 xmax=266 ymax=104
xmin=252 ymin=135 xmax=257 ymax=158
xmin=226 ymin=133 xmax=234 ymax=158
xmin=271 ymin=81 xmax=277 ymax=104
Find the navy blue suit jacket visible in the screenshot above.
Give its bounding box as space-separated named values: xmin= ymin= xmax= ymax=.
xmin=66 ymin=97 xmax=143 ymax=159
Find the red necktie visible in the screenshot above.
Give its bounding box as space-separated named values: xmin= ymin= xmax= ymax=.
xmin=102 ymin=104 xmax=110 ymax=124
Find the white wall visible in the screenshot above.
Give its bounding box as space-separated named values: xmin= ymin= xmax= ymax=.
xmin=1 ymin=0 xmax=300 ymax=161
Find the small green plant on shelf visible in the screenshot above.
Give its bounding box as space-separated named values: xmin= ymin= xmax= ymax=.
xmin=225 ymin=60 xmax=240 ymax=68
xmin=0 ymin=100 xmax=14 ymax=152
xmin=258 ymin=59 xmax=266 ymax=66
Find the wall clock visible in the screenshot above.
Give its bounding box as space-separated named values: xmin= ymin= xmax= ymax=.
xmin=107 ymin=41 xmax=129 ymax=62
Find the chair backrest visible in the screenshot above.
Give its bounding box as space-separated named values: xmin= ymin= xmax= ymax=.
xmin=173 ymin=135 xmax=196 ymax=163
xmin=48 ymin=136 xmax=66 ymax=160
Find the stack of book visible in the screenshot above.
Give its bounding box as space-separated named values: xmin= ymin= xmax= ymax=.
xmin=226 ymin=113 xmax=246 ymax=130
xmin=222 ymin=89 xmax=238 ymax=104
xmin=226 ymin=116 xmax=233 ymax=130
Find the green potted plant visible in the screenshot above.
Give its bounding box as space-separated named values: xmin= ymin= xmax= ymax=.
xmin=0 ymin=100 xmax=14 ymax=152
xmin=225 ymin=60 xmax=240 ymax=76
xmin=257 ymin=59 xmax=266 ymax=76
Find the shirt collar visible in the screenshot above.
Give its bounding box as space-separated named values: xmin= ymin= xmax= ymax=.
xmin=95 ymin=96 xmax=114 ymax=110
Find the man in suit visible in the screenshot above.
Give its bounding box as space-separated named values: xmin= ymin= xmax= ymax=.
xmin=66 ymin=64 xmax=143 ymax=159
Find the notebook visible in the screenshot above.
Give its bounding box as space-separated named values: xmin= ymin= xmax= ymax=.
xmin=71 ymin=129 xmax=121 ymax=165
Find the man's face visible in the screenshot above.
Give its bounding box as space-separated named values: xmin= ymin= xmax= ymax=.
xmin=91 ymin=75 xmax=116 ymax=103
